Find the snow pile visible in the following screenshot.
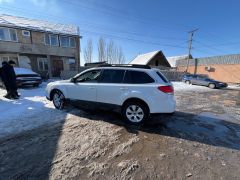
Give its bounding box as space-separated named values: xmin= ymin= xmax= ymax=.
xmin=228 ymin=84 xmax=240 ymax=90
xmin=172 ymin=82 xmax=211 ymax=91
xmin=0 ymin=82 xmax=76 ymax=138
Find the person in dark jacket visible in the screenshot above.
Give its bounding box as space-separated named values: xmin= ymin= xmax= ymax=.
xmin=1 ymin=61 xmax=10 ymax=98
xmin=1 ymin=60 xmax=19 ymax=99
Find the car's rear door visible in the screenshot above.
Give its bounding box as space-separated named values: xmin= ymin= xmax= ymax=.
xmin=96 ymin=69 xmax=125 ymax=106
xmin=190 ymin=75 xmax=198 ymax=84
xmin=196 ymin=76 xmax=207 ymax=85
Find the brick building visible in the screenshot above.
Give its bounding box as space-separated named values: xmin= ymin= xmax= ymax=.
xmin=177 ymin=54 xmax=240 ymax=83
xmin=0 ymin=14 xmax=81 ymax=77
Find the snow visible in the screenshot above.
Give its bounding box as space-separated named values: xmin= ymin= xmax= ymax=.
xmin=0 ymin=14 xmax=79 ymax=36
xmin=14 ymin=67 xmax=37 ymax=75
xmin=129 ymin=51 xmax=160 ymax=65
xmin=166 ymin=55 xmax=190 ymax=67
xmin=0 ymin=82 xmax=77 ymax=138
xmin=172 ymin=82 xmax=211 ymax=91
xmin=0 ymin=81 xmax=237 ymax=138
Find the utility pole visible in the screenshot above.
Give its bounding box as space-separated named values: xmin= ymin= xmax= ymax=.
xmin=186 ymin=28 xmax=198 ymax=72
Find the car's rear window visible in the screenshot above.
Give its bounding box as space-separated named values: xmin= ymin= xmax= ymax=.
xmin=156 ymin=71 xmax=169 ymax=83
xmin=99 ymin=69 xmax=125 ymax=83
xmin=123 ymin=70 xmax=154 ymax=84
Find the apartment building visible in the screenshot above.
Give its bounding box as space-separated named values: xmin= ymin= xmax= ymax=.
xmin=0 ymin=14 xmax=80 ymax=77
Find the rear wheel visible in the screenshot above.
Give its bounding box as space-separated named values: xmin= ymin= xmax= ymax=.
xmin=208 ymin=83 xmax=216 ymax=89
xmin=122 ymin=101 xmax=149 ymax=125
xmin=52 ymin=90 xmax=65 ymax=109
xmin=185 ymin=80 xmax=191 ymax=84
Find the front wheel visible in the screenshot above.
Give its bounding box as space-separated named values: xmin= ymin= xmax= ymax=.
xmin=185 ymin=80 xmax=191 ymax=84
xmin=208 ymin=83 xmax=216 ymax=89
xmin=122 ymin=101 xmax=149 ymax=125
xmin=52 ymin=90 xmax=65 ymax=109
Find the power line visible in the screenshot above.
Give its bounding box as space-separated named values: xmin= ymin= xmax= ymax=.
xmin=194 ymin=40 xmax=228 ymax=54
xmin=81 ymin=29 xmax=187 ymax=49
xmin=0 ymin=5 xmax=187 ymax=49
xmin=60 ymin=0 xmax=192 ymax=32
xmin=0 ymin=5 xmax=187 ymax=42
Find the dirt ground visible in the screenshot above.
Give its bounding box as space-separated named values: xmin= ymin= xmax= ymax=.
xmin=0 ymin=88 xmax=240 ymax=180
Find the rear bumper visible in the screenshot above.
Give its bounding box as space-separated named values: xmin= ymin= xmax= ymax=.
xmin=149 ymin=95 xmax=176 ymax=113
xmin=17 ymin=79 xmax=42 ymax=86
xmin=216 ymin=83 xmax=228 ymax=88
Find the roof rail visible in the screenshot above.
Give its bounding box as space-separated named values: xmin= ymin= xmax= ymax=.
xmin=98 ymin=64 xmax=151 ymax=69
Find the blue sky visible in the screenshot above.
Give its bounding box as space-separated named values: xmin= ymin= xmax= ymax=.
xmin=1 ymin=0 xmax=240 ymax=64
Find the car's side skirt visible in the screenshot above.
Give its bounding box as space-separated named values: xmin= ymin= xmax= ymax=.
xmin=66 ymin=99 xmax=122 ymax=113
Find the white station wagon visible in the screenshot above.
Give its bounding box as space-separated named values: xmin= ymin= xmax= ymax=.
xmin=46 ymin=64 xmax=176 ymax=124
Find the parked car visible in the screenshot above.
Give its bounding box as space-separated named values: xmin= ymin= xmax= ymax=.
xmin=46 ymin=64 xmax=176 ymax=124
xmin=0 ymin=68 xmax=42 ymax=88
xmin=182 ymin=74 xmax=228 ymax=89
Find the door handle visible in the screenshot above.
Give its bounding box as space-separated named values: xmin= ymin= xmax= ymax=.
xmin=89 ymin=86 xmax=95 ymax=89
xmin=120 ymin=87 xmax=128 ymax=90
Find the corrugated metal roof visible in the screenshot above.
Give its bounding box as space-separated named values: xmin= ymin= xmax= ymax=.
xmin=129 ymin=50 xmax=160 ymax=65
xmin=0 ymin=14 xmax=79 ymax=36
xmin=167 ymin=55 xmax=190 ymax=67
xmin=177 ymin=54 xmax=240 ymax=66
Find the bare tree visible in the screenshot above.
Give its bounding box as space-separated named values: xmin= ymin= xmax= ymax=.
xmin=98 ymin=37 xmax=106 ymax=62
xmin=117 ymin=47 xmax=125 ymax=64
xmin=106 ymin=40 xmax=126 ymax=64
xmin=106 ymin=40 xmax=115 ymax=64
xmin=84 ymin=39 xmax=93 ymax=64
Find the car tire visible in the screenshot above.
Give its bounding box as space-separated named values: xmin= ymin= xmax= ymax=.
xmin=208 ymin=83 xmax=216 ymax=89
xmin=52 ymin=90 xmax=65 ymax=110
xmin=122 ymin=101 xmax=149 ymax=125
xmin=185 ymin=80 xmax=191 ymax=84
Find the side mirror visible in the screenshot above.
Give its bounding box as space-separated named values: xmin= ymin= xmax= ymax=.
xmin=70 ymin=78 xmax=76 ymax=83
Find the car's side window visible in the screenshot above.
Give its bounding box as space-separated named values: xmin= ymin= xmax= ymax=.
xmin=99 ymin=69 xmax=125 ymax=83
xmin=75 ymin=70 xmax=101 ymax=83
xmin=123 ymin=70 xmax=155 ymax=84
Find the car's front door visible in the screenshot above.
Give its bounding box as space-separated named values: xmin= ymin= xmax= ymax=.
xmin=67 ymin=69 xmax=101 ymax=102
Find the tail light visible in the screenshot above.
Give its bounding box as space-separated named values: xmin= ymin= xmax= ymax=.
xmin=158 ymin=85 xmax=174 ymax=94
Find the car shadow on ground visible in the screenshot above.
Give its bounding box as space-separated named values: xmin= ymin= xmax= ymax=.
xmin=73 ymin=109 xmax=240 ymax=151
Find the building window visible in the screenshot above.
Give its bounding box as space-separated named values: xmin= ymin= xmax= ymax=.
xmin=37 ymin=58 xmax=48 ymax=71
xmin=70 ymin=37 xmax=76 ymax=47
xmin=0 ymin=27 xmax=18 ymax=42
xmin=68 ymin=58 xmax=76 ymax=70
xmin=22 ymin=30 xmax=30 ymax=37
xmin=60 ymin=36 xmax=76 ymax=48
xmin=45 ymin=34 xmax=59 ymax=46
xmin=60 ymin=36 xmax=69 ymax=47
xmin=0 ymin=56 xmax=18 ymax=67
xmin=50 ymin=34 xmax=58 ymax=46
xmin=45 ymin=34 xmax=50 ymax=45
